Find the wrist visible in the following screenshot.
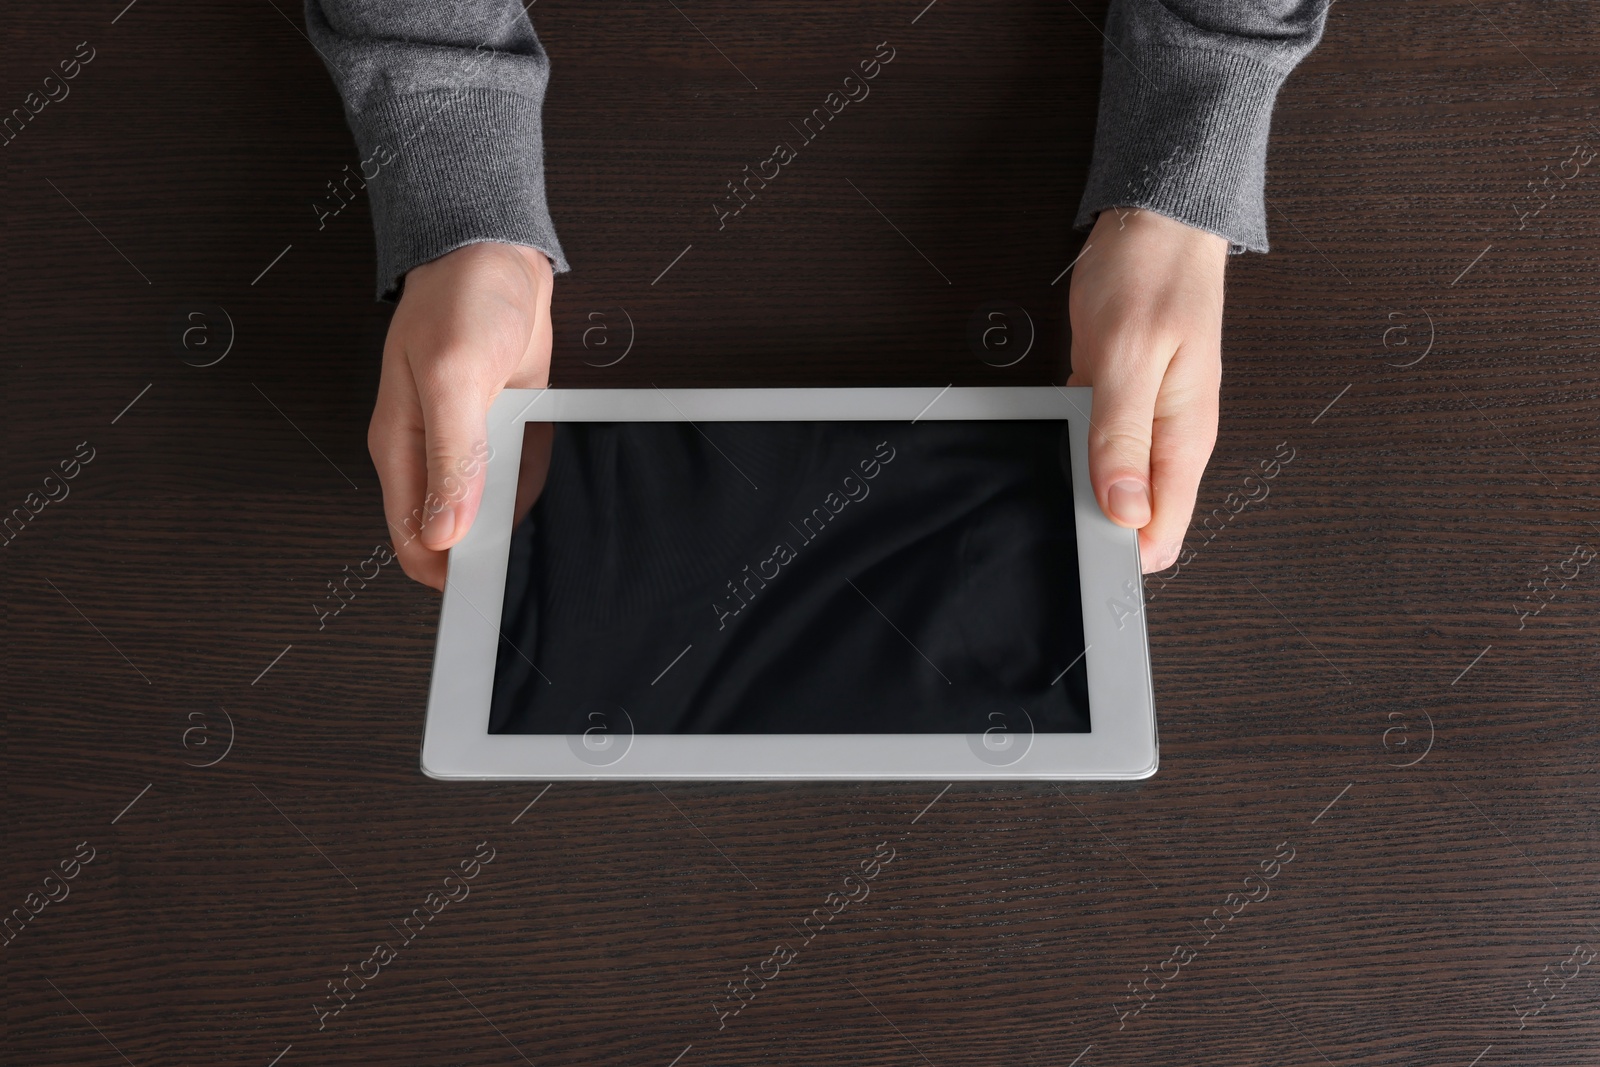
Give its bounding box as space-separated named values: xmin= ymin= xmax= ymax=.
xmin=1095 ymin=206 xmax=1228 ymax=255
xmin=406 ymin=240 xmax=553 ymax=294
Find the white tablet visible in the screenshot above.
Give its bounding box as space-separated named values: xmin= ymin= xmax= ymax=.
xmin=422 ymin=387 xmax=1156 ymax=780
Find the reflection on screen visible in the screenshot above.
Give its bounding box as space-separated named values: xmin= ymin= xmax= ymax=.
xmin=488 ymin=420 xmax=1090 ymax=734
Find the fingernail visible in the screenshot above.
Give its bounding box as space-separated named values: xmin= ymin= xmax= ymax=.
xmin=1108 ymin=479 xmax=1151 ymax=525
xmin=422 ymin=504 xmax=455 ymax=547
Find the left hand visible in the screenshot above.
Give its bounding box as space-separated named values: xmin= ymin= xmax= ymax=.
xmin=369 ymin=241 xmax=555 ymax=591
xmin=1066 ymin=206 xmax=1229 ymax=573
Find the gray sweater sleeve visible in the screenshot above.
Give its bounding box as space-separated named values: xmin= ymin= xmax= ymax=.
xmin=304 ymin=0 xmax=571 ymax=302
xmin=1072 ymin=0 xmax=1331 ymax=254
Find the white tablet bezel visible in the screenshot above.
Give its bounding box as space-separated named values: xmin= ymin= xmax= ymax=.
xmin=421 ymin=387 xmax=1156 ymax=780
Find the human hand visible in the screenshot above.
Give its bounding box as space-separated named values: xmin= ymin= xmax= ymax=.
xmin=369 ymin=241 xmax=555 ymax=590
xmin=1066 ymin=207 xmax=1228 ymax=573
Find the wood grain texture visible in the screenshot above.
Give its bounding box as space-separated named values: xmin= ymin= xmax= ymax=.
xmin=4 ymin=1 xmax=1597 ymax=1065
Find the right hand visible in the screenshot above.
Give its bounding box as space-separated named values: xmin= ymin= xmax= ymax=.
xmin=369 ymin=241 xmax=555 ymax=591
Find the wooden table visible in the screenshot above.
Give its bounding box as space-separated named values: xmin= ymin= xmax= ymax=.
xmin=8 ymin=1 xmax=1597 ymax=1064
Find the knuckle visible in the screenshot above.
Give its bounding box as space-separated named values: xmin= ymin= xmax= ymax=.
xmin=424 ymin=439 xmax=462 ymax=473
xmin=366 ymin=417 xmax=388 ymax=461
xmin=1094 ymin=423 xmax=1153 ymax=458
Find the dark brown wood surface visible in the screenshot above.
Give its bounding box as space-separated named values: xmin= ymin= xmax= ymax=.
xmin=6 ymin=1 xmax=1598 ymax=1064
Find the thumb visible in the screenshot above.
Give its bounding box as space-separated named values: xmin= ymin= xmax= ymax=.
xmin=419 ymin=380 xmax=493 ymax=552
xmin=1085 ymin=359 xmax=1161 ymax=530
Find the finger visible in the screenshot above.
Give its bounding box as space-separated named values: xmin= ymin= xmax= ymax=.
xmin=415 ymin=361 xmax=494 ymax=553
xmin=368 ymin=363 xmax=448 ymax=591
xmin=1079 ymin=334 xmax=1166 ymax=532
xmin=1139 ymin=342 xmax=1220 ymax=573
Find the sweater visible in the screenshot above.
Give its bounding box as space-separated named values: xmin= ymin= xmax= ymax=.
xmin=304 ymin=0 xmax=1331 ymax=302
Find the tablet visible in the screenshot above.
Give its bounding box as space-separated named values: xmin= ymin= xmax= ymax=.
xmin=422 ymin=387 xmax=1156 ymax=780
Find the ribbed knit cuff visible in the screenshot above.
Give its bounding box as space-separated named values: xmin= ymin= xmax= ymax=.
xmin=1073 ymin=44 xmax=1293 ymax=254
xmin=350 ymin=87 xmax=571 ymax=302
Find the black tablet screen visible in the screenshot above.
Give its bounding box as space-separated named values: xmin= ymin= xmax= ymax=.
xmin=488 ymin=420 xmax=1090 ymax=734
